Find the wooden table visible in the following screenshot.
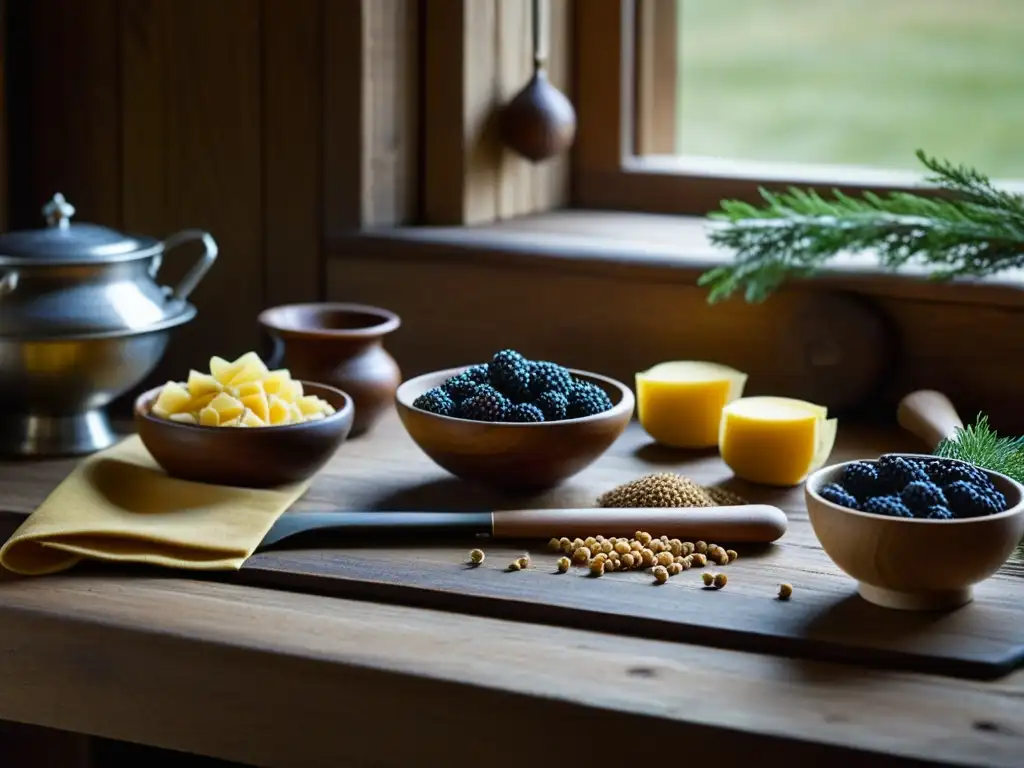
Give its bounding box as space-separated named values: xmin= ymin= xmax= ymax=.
xmin=0 ymin=412 xmax=1022 ymax=768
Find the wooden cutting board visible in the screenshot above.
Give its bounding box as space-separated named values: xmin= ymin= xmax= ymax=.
xmin=3 ymin=413 xmax=1023 ymax=680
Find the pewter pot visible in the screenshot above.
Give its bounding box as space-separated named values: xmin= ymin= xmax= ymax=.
xmin=0 ymin=193 xmax=218 ymax=457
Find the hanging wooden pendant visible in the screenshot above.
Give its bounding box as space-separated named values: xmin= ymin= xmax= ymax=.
xmin=499 ymin=0 xmax=577 ymax=163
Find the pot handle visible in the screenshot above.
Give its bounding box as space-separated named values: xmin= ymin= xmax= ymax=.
xmin=0 ymin=271 xmax=18 ymax=298
xmin=156 ymin=229 xmax=219 ymax=303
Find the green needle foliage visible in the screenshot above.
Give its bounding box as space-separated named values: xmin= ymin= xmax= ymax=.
xmin=934 ymin=414 xmax=1024 ymax=485
xmin=698 ymin=150 xmax=1024 ymax=304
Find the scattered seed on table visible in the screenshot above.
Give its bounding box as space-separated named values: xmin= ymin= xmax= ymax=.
xmin=695 ymin=541 xmax=708 ymax=555
xmin=559 ymin=537 xmax=573 ymax=554
xmin=640 ymin=548 xmax=656 ymax=566
xmin=726 ymin=549 xmax=738 ymax=563
xmin=653 ymin=565 xmax=669 ymax=584
xmin=682 ymin=542 xmax=695 ymax=556
xmin=778 ymin=583 xmax=793 ymax=600
xmin=713 ymin=573 xmax=728 ymax=589
xmin=572 ymin=546 xmax=591 ymax=564
xmin=667 ymin=562 xmax=682 ymax=576
xmin=649 ymin=539 xmax=664 ymax=554
xmin=691 ymin=553 xmax=707 ymax=567
xmin=548 ymin=538 xmax=561 ymax=552
xmin=701 ymin=572 xmax=715 ymax=587
xmin=517 ymin=554 xmax=531 ymax=570
xmin=589 ymin=559 xmax=606 ymax=577
xmin=507 ymin=560 xmax=521 ymax=572
xmin=668 ymin=538 xmax=683 ymax=556
xmin=656 ymin=551 xmax=674 ymax=567
xmin=469 ymin=548 xmax=485 ymax=565
xmin=556 ymin=556 xmax=571 ymax=573
xmin=601 ymin=540 xmax=614 ymax=554
xmin=621 ymin=552 xmax=635 ymax=568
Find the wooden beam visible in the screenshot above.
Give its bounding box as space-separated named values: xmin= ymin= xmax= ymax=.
xmin=323 ymin=0 xmax=419 ymax=239
xmin=422 ymin=0 xmax=571 ymax=226
xmin=634 ymin=0 xmax=678 ymax=155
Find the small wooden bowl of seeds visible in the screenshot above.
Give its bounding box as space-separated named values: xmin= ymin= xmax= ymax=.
xmin=806 ymin=453 xmax=1024 ymax=611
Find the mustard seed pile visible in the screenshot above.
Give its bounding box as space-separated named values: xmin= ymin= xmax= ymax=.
xmin=597 ymin=473 xmax=747 ymax=508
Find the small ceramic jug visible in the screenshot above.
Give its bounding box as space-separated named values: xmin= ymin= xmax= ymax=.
xmin=258 ymin=303 xmax=402 ymax=436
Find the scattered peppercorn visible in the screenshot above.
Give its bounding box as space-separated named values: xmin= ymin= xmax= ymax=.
xmin=713 ymin=573 xmax=728 ymax=589
xmin=653 ymin=565 xmax=669 ymax=584
xmin=556 ymin=556 xmax=571 ymax=572
xmin=469 ymin=548 xmax=485 ymax=565
xmin=701 ymin=572 xmax=715 ymax=587
xmin=726 ymin=549 xmax=738 ymax=563
xmin=778 ymin=583 xmax=793 ymax=600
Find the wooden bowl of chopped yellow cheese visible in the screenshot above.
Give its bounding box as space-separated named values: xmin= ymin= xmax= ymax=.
xmin=134 ymin=351 xmax=354 ymax=487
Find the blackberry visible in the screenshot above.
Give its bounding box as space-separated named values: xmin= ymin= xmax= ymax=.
xmin=528 ymin=361 xmax=574 ymax=398
xmin=861 ymin=495 xmax=914 ymax=519
xmin=899 ymin=481 xmax=947 ymax=516
xmin=506 ymin=403 xmax=545 ymax=423
xmin=462 ymin=364 xmax=490 ymax=384
xmin=943 ymin=480 xmax=1004 ymax=518
xmin=566 ymin=381 xmax=613 ymax=419
xmin=458 ymin=388 xmax=509 ymax=422
xmin=925 ymin=504 xmax=954 ymax=521
xmin=841 ymin=461 xmax=881 ymax=501
xmin=412 ymin=387 xmax=455 ymax=416
xmin=876 ymin=455 xmax=928 ymax=493
xmin=924 ymin=457 xmax=991 ymax=489
xmin=443 ymin=372 xmax=484 ymax=401
xmin=818 ymin=483 xmax=858 ymax=509
xmin=535 ymin=390 xmax=568 ymax=421
xmin=489 ymin=349 xmax=531 ymax=402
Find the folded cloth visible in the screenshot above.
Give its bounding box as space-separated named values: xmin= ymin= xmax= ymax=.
xmin=0 ymin=435 xmax=309 ymax=576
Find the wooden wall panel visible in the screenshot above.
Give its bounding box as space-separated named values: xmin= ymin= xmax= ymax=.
xmin=262 ymin=0 xmax=324 ymax=306
xmin=423 ymin=0 xmax=572 ymax=225
xmin=121 ymin=0 xmax=264 ymax=383
xmin=326 ymin=252 xmax=1024 ymax=436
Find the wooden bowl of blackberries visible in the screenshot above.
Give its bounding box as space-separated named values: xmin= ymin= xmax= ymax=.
xmin=806 ymin=453 xmax=1024 ymax=611
xmin=396 ymin=350 xmax=635 ymax=491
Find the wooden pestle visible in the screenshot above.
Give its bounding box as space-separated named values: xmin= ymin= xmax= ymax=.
xmin=896 ymin=389 xmax=964 ymax=451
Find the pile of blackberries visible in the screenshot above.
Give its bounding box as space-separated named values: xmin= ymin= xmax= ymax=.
xmin=412 ymin=349 xmax=614 ymax=423
xmin=819 ymin=454 xmax=1007 ymax=519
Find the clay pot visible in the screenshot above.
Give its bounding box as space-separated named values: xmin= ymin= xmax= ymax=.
xmin=258 ymin=303 xmax=402 ymax=437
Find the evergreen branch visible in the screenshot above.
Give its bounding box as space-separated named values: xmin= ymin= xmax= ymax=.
xmin=699 ymin=151 xmax=1024 ymax=303
xmin=934 ymin=414 xmax=1024 ymax=486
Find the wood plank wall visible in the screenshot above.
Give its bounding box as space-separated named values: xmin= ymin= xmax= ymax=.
xmin=4 ymin=0 xmax=411 ymax=394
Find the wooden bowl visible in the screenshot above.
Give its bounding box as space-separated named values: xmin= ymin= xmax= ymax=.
xmin=134 ymin=381 xmax=354 ymax=488
xmin=396 ymin=366 xmax=635 ymax=491
xmin=805 ymin=455 xmax=1024 ymax=611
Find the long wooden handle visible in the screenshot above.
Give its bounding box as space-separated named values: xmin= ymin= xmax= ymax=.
xmin=896 ymin=389 xmax=963 ymax=451
xmin=491 ymin=505 xmax=788 ymax=543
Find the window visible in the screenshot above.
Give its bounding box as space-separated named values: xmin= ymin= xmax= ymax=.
xmin=575 ymin=0 xmax=1024 ymax=215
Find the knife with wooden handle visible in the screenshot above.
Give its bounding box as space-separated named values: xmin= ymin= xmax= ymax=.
xmin=256 ymin=505 xmax=789 ymax=552
xmin=896 ymin=389 xmax=964 ymax=451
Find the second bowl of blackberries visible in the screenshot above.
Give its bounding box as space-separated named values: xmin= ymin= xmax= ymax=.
xmin=395 ymin=350 xmax=635 ymax=490
xmin=804 ymin=454 xmax=1024 ymax=611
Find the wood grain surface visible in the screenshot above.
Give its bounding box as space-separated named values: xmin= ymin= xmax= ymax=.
xmin=4 ymin=412 xmax=1024 ymax=681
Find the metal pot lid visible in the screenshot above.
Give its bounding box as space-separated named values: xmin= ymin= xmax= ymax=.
xmin=0 ymin=194 xmax=156 ymax=263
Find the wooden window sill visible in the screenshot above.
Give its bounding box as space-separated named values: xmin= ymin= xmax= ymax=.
xmin=330 ymin=210 xmax=1024 ymax=309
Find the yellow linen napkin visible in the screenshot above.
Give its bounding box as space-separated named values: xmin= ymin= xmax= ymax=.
xmin=0 ymin=435 xmax=310 ymax=576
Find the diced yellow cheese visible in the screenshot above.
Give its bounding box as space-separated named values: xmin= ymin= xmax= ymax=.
xmin=169 ymin=412 xmax=198 ymax=425
xmin=235 ymin=380 xmax=265 ymax=398
xmin=185 ymin=392 xmax=217 ymax=412
xmin=278 ymin=379 xmax=304 ymax=403
xmin=267 ymin=394 xmax=291 ymax=425
xmin=718 ymin=396 xmax=838 ymax=486
xmin=228 ymin=351 xmax=270 ymax=386
xmin=186 ymin=370 xmax=222 ymax=398
xmin=288 ymin=403 xmax=304 ymax=423
xmin=263 ymin=369 xmax=292 ymax=395
xmin=209 ymin=356 xmax=243 ymax=386
xmin=152 ymin=381 xmax=192 ymax=417
xmin=241 ymin=391 xmax=270 ymax=423
xmin=296 ymin=395 xmax=325 ymax=416
xmin=220 ymin=416 xmax=241 ymax=427
xmin=239 ymin=408 xmax=266 ymax=427
xmin=208 ymin=392 xmax=245 ymax=422
xmin=635 ymin=361 xmax=748 ymax=448
xmin=199 ymin=405 xmax=220 ymax=427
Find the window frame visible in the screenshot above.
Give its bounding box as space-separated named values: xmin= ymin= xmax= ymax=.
xmin=573 ymin=0 xmax=957 ymax=216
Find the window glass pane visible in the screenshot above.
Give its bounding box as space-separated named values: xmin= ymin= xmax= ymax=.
xmin=677 ymin=0 xmax=1024 ymax=177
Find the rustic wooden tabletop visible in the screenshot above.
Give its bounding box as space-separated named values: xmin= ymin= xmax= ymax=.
xmin=0 ymin=411 xmax=1022 ymax=768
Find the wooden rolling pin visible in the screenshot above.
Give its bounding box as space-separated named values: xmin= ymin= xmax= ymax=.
xmin=896 ymin=389 xmax=964 ymax=451
xmin=257 ymin=506 xmax=789 ymax=552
